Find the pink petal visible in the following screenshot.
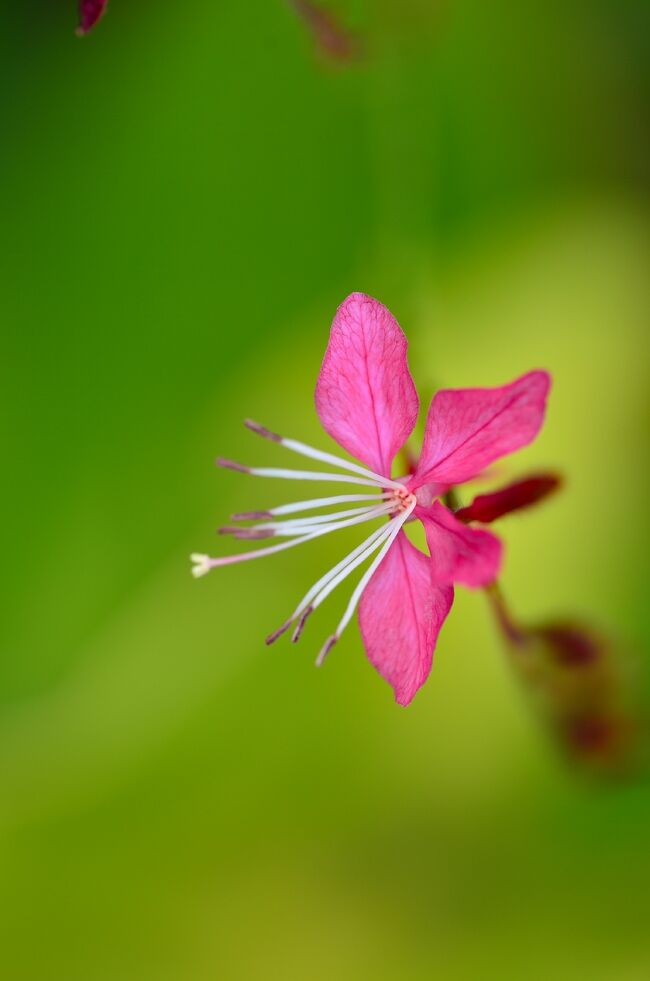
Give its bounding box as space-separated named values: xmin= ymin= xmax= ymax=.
xmin=77 ymin=0 xmax=109 ymax=35
xmin=455 ymin=472 xmax=562 ymax=524
xmin=411 ymin=371 xmax=550 ymax=488
xmin=420 ymin=501 xmax=502 ymax=587
xmin=358 ymin=530 xmax=453 ymax=706
xmin=316 ymin=293 xmax=419 ymax=477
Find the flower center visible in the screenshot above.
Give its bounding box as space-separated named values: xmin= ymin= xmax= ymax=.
xmin=386 ymin=486 xmax=417 ymax=516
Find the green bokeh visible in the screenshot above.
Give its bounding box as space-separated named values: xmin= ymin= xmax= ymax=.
xmin=1 ymin=2 xmax=649 ymax=978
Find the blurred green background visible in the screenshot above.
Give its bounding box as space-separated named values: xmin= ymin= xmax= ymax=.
xmin=1 ymin=1 xmax=649 ymax=978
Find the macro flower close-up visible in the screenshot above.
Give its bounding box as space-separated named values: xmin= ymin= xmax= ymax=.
xmin=4 ymin=3 xmax=649 ymax=979
xmin=193 ymin=292 xmax=550 ymax=704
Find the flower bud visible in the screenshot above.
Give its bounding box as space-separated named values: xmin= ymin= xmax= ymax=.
xmin=456 ymin=473 xmax=562 ymax=524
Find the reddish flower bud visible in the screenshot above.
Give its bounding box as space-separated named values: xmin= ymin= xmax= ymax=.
xmin=456 ymin=473 xmax=562 ymax=524
xmin=77 ymin=0 xmax=109 ymax=36
xmin=485 ymin=584 xmax=647 ymax=778
xmin=535 ymin=623 xmax=600 ymax=667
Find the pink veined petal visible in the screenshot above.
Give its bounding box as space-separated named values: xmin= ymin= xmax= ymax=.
xmin=419 ymin=501 xmax=502 ymax=588
xmin=315 ymin=293 xmax=419 ymax=478
xmin=409 ymin=480 xmax=450 ymax=510
xmin=358 ymin=530 xmax=454 ymax=706
xmin=410 ymin=371 xmax=551 ymax=489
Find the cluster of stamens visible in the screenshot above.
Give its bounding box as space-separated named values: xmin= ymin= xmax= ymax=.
xmin=389 ymin=485 xmax=416 ymax=515
xmin=191 ymin=420 xmax=417 ymax=665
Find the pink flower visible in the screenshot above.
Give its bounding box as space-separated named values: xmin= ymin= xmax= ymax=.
xmin=192 ymin=293 xmax=550 ymax=705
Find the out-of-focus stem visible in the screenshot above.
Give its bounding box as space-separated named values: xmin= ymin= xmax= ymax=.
xmin=484 ymin=581 xmax=646 ymax=778
xmin=484 ymin=581 xmax=527 ymax=647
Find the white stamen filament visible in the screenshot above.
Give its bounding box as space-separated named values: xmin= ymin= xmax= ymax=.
xmin=192 ymin=527 xmax=336 ymax=573
xmin=271 ymin=522 xmax=394 ymax=639
xmin=267 ymin=494 xmax=387 ymax=516
xmin=301 ymin=518 xmax=399 ymax=616
xmin=255 ymin=502 xmax=389 ymax=529
xmin=195 ymin=420 xmax=419 ymax=664
xmin=246 ymin=420 xmax=405 ymax=492
xmin=316 ymin=499 xmax=416 ymax=665
xmin=194 ymin=501 xmax=402 ymax=572
xmin=247 ymin=467 xmax=387 ymax=488
xmin=256 ymin=503 xmax=394 ymax=537
xmin=190 ymin=534 xmax=316 ymax=579
xmin=278 ymin=436 xmax=404 ymax=490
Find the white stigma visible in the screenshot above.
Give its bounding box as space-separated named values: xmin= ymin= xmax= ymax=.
xmin=190 ymin=553 xmax=213 ymax=578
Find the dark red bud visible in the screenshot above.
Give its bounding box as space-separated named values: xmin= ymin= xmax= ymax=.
xmin=456 ymin=473 xmax=562 ymax=524
xmin=536 ymin=623 xmax=601 ymax=667
xmin=565 ymin=715 xmax=622 ymax=758
xmin=77 ymin=0 xmax=109 ymax=35
xmin=485 ymin=584 xmax=646 ymax=777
